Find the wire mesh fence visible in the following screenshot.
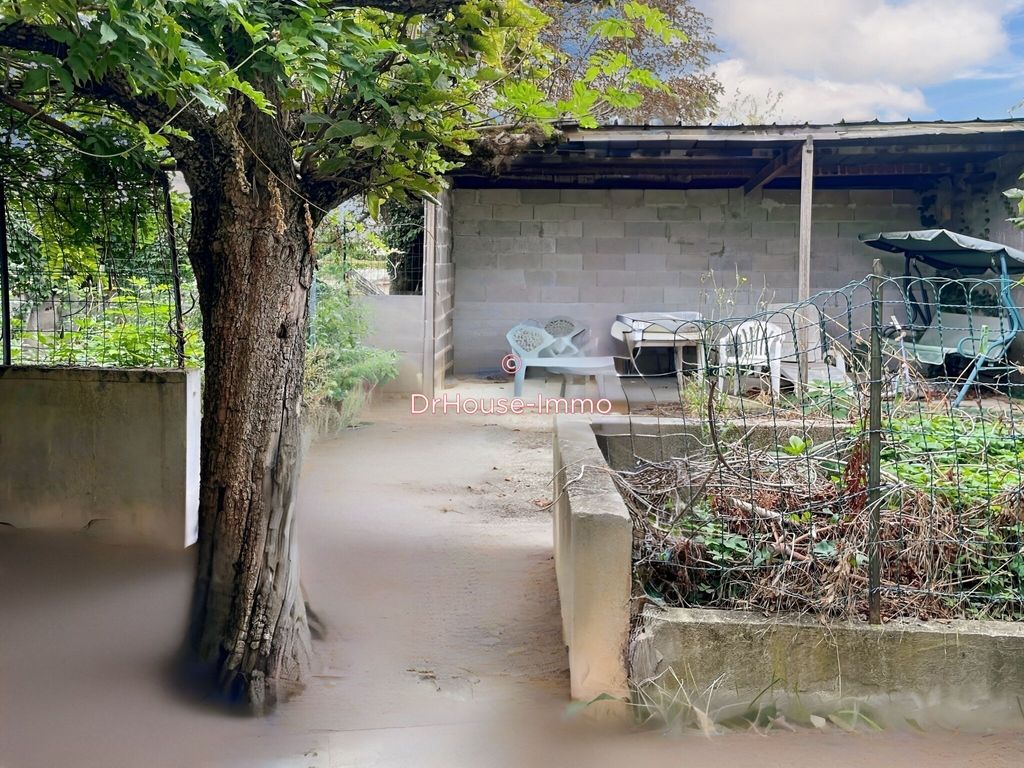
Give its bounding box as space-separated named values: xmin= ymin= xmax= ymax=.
xmin=316 ymin=203 xmax=424 ymax=297
xmin=613 ymin=265 xmax=1024 ymax=624
xmin=0 ymin=170 xmax=196 ymax=368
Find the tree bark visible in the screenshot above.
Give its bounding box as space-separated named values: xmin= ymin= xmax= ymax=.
xmin=178 ymin=101 xmax=319 ymax=712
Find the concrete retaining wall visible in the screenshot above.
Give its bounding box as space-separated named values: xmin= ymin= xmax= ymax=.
xmin=553 ymin=417 xmax=632 ymax=706
xmin=592 ymin=415 xmax=846 ymax=469
xmin=554 ymin=414 xmax=1024 ymax=725
xmin=0 ymin=366 xmax=200 ymax=548
xmin=631 ymin=607 xmax=1024 ymax=727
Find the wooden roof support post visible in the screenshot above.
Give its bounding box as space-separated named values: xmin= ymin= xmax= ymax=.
xmin=797 ymin=136 xmax=814 ymax=389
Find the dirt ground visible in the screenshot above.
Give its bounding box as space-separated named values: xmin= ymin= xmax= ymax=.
xmin=1 ymin=378 xmax=1023 ymax=767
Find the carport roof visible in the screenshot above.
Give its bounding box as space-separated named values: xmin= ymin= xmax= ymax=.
xmin=452 ymin=118 xmax=1024 ymax=190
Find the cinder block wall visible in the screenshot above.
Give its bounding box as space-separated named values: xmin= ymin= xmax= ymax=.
xmin=432 ymin=191 xmax=455 ymax=391
xmin=956 ymin=153 xmax=1024 ymax=248
xmin=450 ymin=186 xmax=923 ymax=374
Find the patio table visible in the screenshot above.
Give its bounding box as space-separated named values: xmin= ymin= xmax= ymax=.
xmin=610 ymin=311 xmax=707 ymax=388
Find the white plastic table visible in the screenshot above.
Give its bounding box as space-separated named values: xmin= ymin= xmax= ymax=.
xmin=610 ymin=311 xmax=707 ymax=387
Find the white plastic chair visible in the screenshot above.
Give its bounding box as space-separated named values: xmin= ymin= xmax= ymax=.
xmin=524 ymin=316 xmax=586 ymax=357
xmin=506 ymin=323 xmax=614 ymax=397
xmin=765 ymin=304 xmax=850 ymax=388
xmin=717 ymin=320 xmax=783 ymax=396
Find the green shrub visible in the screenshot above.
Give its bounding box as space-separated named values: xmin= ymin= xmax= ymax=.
xmin=304 ymin=224 xmax=398 ymax=432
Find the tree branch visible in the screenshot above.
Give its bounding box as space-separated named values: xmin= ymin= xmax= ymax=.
xmin=328 ymin=0 xmax=462 ymax=14
xmin=0 ymin=20 xmax=221 ymax=168
xmin=0 ymin=91 xmax=87 ymax=142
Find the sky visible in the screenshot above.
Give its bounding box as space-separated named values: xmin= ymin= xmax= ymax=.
xmin=698 ymin=0 xmax=1024 ymax=123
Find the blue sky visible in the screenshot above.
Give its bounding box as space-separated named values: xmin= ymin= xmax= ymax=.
xmin=700 ymin=0 xmax=1024 ymax=123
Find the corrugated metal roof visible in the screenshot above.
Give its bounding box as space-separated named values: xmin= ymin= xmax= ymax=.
xmin=553 ymin=118 xmax=1024 ymax=145
xmin=454 ymin=119 xmax=1024 ymax=190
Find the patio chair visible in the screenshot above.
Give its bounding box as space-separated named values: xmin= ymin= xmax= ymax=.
xmin=717 ymin=320 xmax=783 ymax=396
xmin=765 ymin=304 xmax=850 ymax=388
xmin=506 ymin=323 xmax=615 ymax=397
xmin=524 ymin=316 xmax=586 ymax=357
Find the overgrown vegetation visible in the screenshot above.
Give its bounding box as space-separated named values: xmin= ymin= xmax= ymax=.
xmin=4 ymin=168 xmax=203 ymax=368
xmin=306 ymin=215 xmax=399 ymax=432
xmin=619 ymin=404 xmax=1024 ymax=622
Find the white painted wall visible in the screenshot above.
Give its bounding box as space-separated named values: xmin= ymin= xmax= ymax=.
xmin=0 ymin=366 xmax=200 ymax=548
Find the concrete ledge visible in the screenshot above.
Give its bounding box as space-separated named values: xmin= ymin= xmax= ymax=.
xmin=0 ymin=365 xmax=200 ymax=548
xmin=631 ymin=606 xmax=1024 ymax=726
xmin=592 ymin=414 xmax=849 ymax=469
xmin=553 ymin=416 xmax=632 ymax=704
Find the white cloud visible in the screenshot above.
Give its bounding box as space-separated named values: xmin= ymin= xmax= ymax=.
xmin=714 ymin=59 xmax=928 ymax=123
xmin=702 ymin=0 xmax=1022 ymax=122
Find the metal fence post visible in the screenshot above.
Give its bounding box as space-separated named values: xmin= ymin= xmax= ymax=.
xmin=159 ymin=172 xmax=186 ymax=368
xmin=0 ymin=177 xmax=11 ymax=366
xmin=868 ymin=259 xmax=884 ymax=624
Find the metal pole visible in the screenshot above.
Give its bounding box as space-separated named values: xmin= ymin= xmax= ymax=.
xmin=0 ymin=177 xmax=12 ymax=366
xmin=868 ymin=259 xmax=884 ymax=624
xmin=159 ymin=172 xmax=186 ymax=368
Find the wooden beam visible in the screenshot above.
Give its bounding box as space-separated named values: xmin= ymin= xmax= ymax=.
xmin=797 ymin=136 xmax=814 ymax=389
xmin=742 ymin=144 xmax=802 ymax=194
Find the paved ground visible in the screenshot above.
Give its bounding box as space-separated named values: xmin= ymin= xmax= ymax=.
xmin=2 ymin=379 xmax=1023 ymax=767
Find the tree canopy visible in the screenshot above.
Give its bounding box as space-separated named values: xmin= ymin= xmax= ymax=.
xmin=0 ymin=0 xmax=717 ymax=213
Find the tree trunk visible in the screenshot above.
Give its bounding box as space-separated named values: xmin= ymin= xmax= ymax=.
xmin=179 ymin=112 xmax=319 ymax=712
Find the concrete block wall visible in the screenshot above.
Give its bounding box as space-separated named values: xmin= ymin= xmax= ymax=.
xmin=431 ymin=191 xmax=455 ymax=392
xmin=956 ymin=153 xmax=1024 ymax=249
xmin=0 ymin=366 xmax=200 ymax=548
xmin=451 ymin=186 xmax=923 ymax=374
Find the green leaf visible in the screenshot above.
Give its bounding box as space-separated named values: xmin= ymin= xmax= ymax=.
xmin=99 ymin=22 xmax=118 ymax=45
xmin=20 ymin=68 xmax=51 ymax=94
xmin=813 ymin=540 xmax=838 ymax=559
xmin=325 ymin=121 xmax=367 ymax=140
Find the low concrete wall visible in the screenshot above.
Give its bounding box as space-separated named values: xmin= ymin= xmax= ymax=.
xmin=553 ymin=416 xmax=632 ymax=705
xmin=0 ymin=366 xmax=200 ymax=548
xmin=631 ymin=607 xmax=1024 ymax=727
xmin=358 ymin=294 xmax=426 ymax=394
xmin=556 ymin=414 xmax=1024 ymax=726
xmin=592 ymin=414 xmax=845 ymax=469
